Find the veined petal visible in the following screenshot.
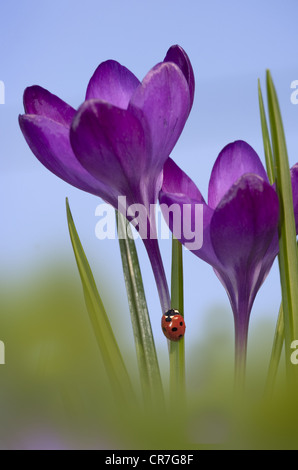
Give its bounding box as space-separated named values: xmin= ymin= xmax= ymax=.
xmin=23 ymin=86 xmax=76 ymax=127
xmin=129 ymin=62 xmax=190 ymax=172
xmin=208 ymin=141 xmax=269 ymax=209
xmin=19 ymin=114 xmax=118 ymax=205
xmin=164 ymin=45 xmax=195 ymax=111
xmin=85 ymin=60 xmax=140 ymax=109
xmin=210 ymin=174 xmax=279 ymax=312
xmin=70 ymin=99 xmax=152 ymax=198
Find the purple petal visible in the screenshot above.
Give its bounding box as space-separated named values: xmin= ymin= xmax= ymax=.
xmin=251 ymin=232 xmax=279 ymax=303
xmin=161 ymin=158 xmax=205 ymax=202
xmin=85 ymin=60 xmax=140 ymax=109
xmin=70 ymin=99 xmax=152 ymax=201
xmin=208 ymin=141 xmax=269 ymax=209
xmin=210 ymin=174 xmax=279 ymax=313
xmin=129 ymin=62 xmax=190 ymax=172
xmin=160 ymin=159 xmax=219 ymax=267
xmin=160 ymin=190 xmax=219 ymax=268
xmin=163 ymin=45 xmax=195 ymax=111
xmin=23 ymin=86 xmax=76 ymax=126
xmin=19 ymin=114 xmax=118 ymax=205
xmin=291 ymin=163 xmax=298 ymax=233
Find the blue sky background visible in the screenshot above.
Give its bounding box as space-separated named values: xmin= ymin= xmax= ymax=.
xmin=1 ymin=0 xmax=298 ymax=359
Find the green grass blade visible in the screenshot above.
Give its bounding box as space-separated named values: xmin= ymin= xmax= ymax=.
xmin=169 ymin=236 xmax=185 ymax=404
xmin=266 ymin=71 xmax=298 ymax=386
xmin=258 ymin=79 xmax=275 ymax=184
xmin=66 ymin=199 xmax=133 ymax=401
xmin=265 ymin=304 xmax=284 ymax=395
xmin=116 ymin=211 xmax=164 ymax=404
xmin=259 ymin=79 xmax=284 ymax=391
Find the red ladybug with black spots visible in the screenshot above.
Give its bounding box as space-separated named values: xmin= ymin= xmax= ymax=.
xmin=161 ymin=309 xmax=186 ymax=341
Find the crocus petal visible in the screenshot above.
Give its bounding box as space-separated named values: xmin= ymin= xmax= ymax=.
xmin=251 ymin=162 xmax=298 ymax=292
xmin=161 ymin=158 xmax=204 ymax=201
xmin=208 ymin=141 xmax=269 ymax=209
xmin=85 ymin=60 xmax=140 ymax=109
xmin=160 ymin=189 xmax=219 ymax=269
xmin=163 ymin=45 xmax=195 ymax=111
xmin=251 ymin=232 xmax=279 ymax=305
xmin=160 ymin=159 xmax=219 ymax=267
xmin=70 ymin=99 xmax=152 ymax=201
xmin=23 ymin=86 xmax=76 ymax=127
xmin=129 ymin=62 xmax=190 ymax=172
xmin=19 ymin=114 xmax=118 ymax=205
xmin=210 ymin=174 xmax=279 ymax=313
xmin=291 ymin=163 xmax=298 ymax=233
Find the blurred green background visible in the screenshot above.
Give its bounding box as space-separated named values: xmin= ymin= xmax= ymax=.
xmin=0 ymin=255 xmax=296 ymax=450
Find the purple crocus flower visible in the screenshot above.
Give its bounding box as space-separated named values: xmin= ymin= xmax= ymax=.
xmin=160 ymin=140 xmax=298 ymax=377
xmin=19 ymin=45 xmax=195 ymax=313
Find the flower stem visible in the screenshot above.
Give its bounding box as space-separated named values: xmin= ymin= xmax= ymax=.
xmin=143 ymin=238 xmax=171 ymax=313
xmin=234 ymin=317 xmax=249 ymax=397
xmin=170 ymin=237 xmax=185 ymax=406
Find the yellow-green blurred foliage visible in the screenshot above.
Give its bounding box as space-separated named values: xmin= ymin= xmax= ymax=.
xmin=0 ymin=260 xmax=297 ymax=450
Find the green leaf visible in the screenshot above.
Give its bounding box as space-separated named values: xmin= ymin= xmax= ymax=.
xmin=66 ymin=199 xmax=133 ymax=401
xmin=266 ymin=70 xmax=298 ymax=386
xmin=258 ymin=79 xmax=275 ymax=184
xmin=259 ymin=79 xmax=284 ymax=392
xmin=116 ymin=211 xmax=164 ymax=404
xmin=169 ymin=236 xmax=185 ymax=404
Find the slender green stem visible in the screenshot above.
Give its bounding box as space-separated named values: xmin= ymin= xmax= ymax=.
xmin=233 ymin=310 xmax=249 ymax=397
xmin=265 ymin=304 xmax=284 ymax=395
xmin=169 ymin=237 xmax=185 ymax=404
xmin=234 ymin=349 xmax=247 ymax=397
xmin=143 ymin=237 xmax=171 ymax=313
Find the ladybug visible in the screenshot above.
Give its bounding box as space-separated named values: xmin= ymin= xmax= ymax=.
xmin=161 ymin=309 xmax=186 ymax=341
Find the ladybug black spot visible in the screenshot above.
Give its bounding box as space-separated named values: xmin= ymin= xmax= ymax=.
xmin=165 ymin=317 xmax=171 ymax=322
xmin=172 ymin=327 xmax=178 ymax=332
xmin=163 ymin=327 xmax=167 ymax=332
xmin=180 ymin=322 xmax=183 ymax=326
xmin=179 ymin=334 xmax=183 ymax=338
